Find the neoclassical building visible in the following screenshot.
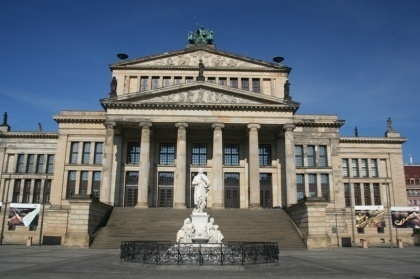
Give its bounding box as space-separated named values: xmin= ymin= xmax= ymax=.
xmin=0 ymin=28 xmax=409 ymax=248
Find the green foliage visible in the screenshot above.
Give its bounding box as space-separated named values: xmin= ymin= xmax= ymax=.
xmin=413 ymin=228 xmax=420 ymax=235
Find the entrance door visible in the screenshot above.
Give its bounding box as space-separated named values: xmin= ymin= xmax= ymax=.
xmin=158 ymin=172 xmax=174 ymax=207
xmin=260 ymin=173 xmax=272 ymax=208
xmin=125 ymin=186 xmax=138 ymax=207
xmin=224 ymin=173 xmax=240 ymax=208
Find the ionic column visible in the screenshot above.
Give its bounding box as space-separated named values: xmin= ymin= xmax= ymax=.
xmin=212 ymin=123 xmax=224 ymax=208
xmin=283 ymin=123 xmax=297 ymax=206
xmin=136 ymin=122 xmax=152 ymax=208
xmin=248 ymin=123 xmax=261 ymax=208
xmin=100 ymin=122 xmax=116 ymax=204
xmin=174 ymin=122 xmax=188 ymax=208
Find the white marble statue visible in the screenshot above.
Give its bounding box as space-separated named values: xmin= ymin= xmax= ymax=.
xmin=176 ymin=218 xmax=195 ymax=243
xmin=192 ymin=168 xmax=211 ymax=213
xmin=207 ymin=218 xmax=224 ymax=243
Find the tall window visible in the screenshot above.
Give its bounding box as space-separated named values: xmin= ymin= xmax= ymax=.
xmin=82 ymin=142 xmax=91 ymax=164
xmin=373 ymin=183 xmax=381 ymax=205
xmin=218 ymin=78 xmax=227 ymax=86
xmin=151 ymin=77 xmax=160 ymax=89
xmin=351 ymin=159 xmax=359 ymax=177
xmin=207 ymin=77 xmax=215 ymax=83
xmin=67 ymin=171 xmax=76 ymax=198
xmin=309 ymin=174 xmax=317 ymax=197
xmin=361 ymin=159 xmax=368 ymax=177
xmin=92 ymin=171 xmax=101 ymax=197
xmin=16 ymin=154 xmax=25 ymax=173
xmin=252 ymin=78 xmax=260 ymax=93
xmin=307 ymin=146 xmax=315 ymax=167
xmin=94 ymin=142 xmax=104 ymax=164
xmin=174 ymin=77 xmax=182 ymax=85
xmin=259 ymin=144 xmax=271 ymax=166
xmin=191 ymin=143 xmax=207 ymax=165
xmin=224 ymin=144 xmax=239 ymax=166
xmin=140 ymin=76 xmax=148 ymax=91
xmin=127 ymin=142 xmax=140 ymax=164
xmin=159 ymin=143 xmax=175 ymax=165
xmin=230 ymin=78 xmax=238 ymax=88
xmin=319 ymin=145 xmax=327 ymax=167
xmin=321 ymin=174 xmax=329 ymax=201
xmin=44 ymin=179 xmax=51 ymax=203
xmin=364 ymin=183 xmax=371 ymax=205
xmin=23 ymin=179 xmax=31 ymax=203
xmin=26 ymin=154 xmax=35 ymax=173
xmin=295 ymin=145 xmax=303 ymax=167
xmin=163 ymin=76 xmax=171 ymax=86
xmin=80 ymin=171 xmax=89 ymax=194
xmin=47 ymin=155 xmax=54 ymax=174
xmin=33 ymin=180 xmax=41 ymax=203
xmin=36 ymin=155 xmax=44 ymax=173
xmin=354 ymin=183 xmax=361 ymax=205
xmin=371 ymin=159 xmax=378 ymax=177
xmin=70 ymin=142 xmax=79 ymax=164
xmin=241 ymin=78 xmax=249 ymax=90
xmin=185 ymin=76 xmax=193 ymax=83
xmin=12 ymin=180 xmax=21 ymax=203
xmin=342 ymin=159 xmax=349 ymax=177
xmin=344 ymin=183 xmax=350 ymax=207
xmin=296 ymin=174 xmax=305 ymax=200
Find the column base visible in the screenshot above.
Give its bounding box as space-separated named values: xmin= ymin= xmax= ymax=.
xmin=174 ymin=203 xmax=186 ymax=209
xmin=135 ymin=203 xmax=148 ymax=208
xmin=249 ymin=204 xmax=262 ymax=209
xmin=211 ymin=204 xmax=224 ymax=209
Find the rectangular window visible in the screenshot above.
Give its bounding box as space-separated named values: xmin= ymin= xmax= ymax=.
xmin=230 ymin=78 xmax=238 ymax=88
xmin=307 ymin=146 xmax=315 ymax=167
xmin=33 ymin=179 xmax=41 ymax=203
xmin=191 ymin=143 xmax=207 ymax=165
xmin=224 ymin=144 xmax=239 ymax=166
xmin=185 ymin=76 xmax=193 ymax=83
xmin=36 ymin=155 xmax=45 ymax=173
xmin=259 ymin=144 xmax=271 ymax=166
xmin=70 ymin=142 xmax=79 ymax=164
xmin=94 ymin=142 xmax=103 ymax=164
xmin=174 ymin=77 xmax=182 ymax=85
xmin=219 ymin=78 xmax=227 ymax=86
xmin=159 ymin=143 xmax=175 ymax=165
xmin=92 ymin=171 xmax=101 ymax=197
xmin=80 ymin=171 xmax=89 ymax=194
xmin=47 ymin=155 xmax=54 ymax=174
xmin=16 ymin=154 xmax=25 ymax=173
xmin=158 ymin=172 xmax=174 ymax=186
xmin=319 ymin=145 xmax=327 ymax=167
xmin=26 ymin=154 xmax=35 ymax=173
xmin=344 ymin=183 xmax=350 ymax=207
xmin=260 ymin=173 xmax=272 ymax=188
xmin=364 ymin=183 xmax=371 ymax=205
xmin=44 ymin=179 xmax=51 ymax=203
xmin=352 ymin=159 xmax=359 ymax=177
xmin=296 ymin=174 xmax=305 ymax=200
xmin=241 ymin=78 xmax=249 ymax=90
xmin=23 ymin=179 xmax=31 ymax=203
xmin=207 ymin=77 xmax=216 ymax=83
xmin=224 ymin=173 xmax=239 ymax=187
xmin=295 ymin=145 xmax=303 ymax=167
xmin=321 ymin=174 xmax=329 ymax=201
xmin=361 ymin=159 xmax=368 ymax=177
xmin=126 ymin=171 xmax=139 ymax=185
xmin=373 ymin=183 xmax=381 ymax=205
xmin=163 ymin=77 xmax=171 ymax=86
xmin=140 ymin=76 xmax=149 ymax=91
xmin=127 ymin=142 xmax=140 ymax=164
xmin=342 ymin=159 xmax=349 ymax=177
xmin=82 ymin=142 xmax=91 ymax=164
xmin=252 ymin=78 xmax=260 ymax=93
xmin=12 ymin=179 xmax=21 ymax=203
xmin=371 ymin=159 xmax=378 ymax=177
xmin=151 ymin=77 xmax=160 ymax=89
xmin=67 ymin=171 xmax=76 ymax=198
xmin=309 ymin=174 xmax=317 ymax=197
xmin=354 ymin=183 xmax=361 ymax=205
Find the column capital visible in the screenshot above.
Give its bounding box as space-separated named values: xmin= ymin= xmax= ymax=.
xmin=175 ymin=122 xmax=188 ymax=129
xmin=104 ymin=121 xmax=116 ymax=129
xmin=212 ymin=122 xmax=225 ymax=129
xmin=283 ymin=123 xmax=296 ymax=132
xmin=247 ymin=123 xmax=261 ymax=130
xmin=139 ymin=121 xmax=152 ymax=128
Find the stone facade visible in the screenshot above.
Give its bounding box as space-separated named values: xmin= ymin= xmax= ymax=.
xmin=0 ymin=33 xmax=410 ymax=248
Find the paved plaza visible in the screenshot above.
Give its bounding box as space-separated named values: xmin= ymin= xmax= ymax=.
xmin=0 ymin=244 xmax=419 ymax=279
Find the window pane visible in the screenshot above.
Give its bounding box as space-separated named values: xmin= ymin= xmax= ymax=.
xmin=191 ymin=143 xmax=207 ymax=165
xmin=160 ymin=143 xmax=175 ymax=165
xmin=224 ymin=144 xmax=239 ymax=166
xmin=127 ymin=142 xmax=140 ymax=164
xmin=295 ymin=146 xmax=303 ymax=167
xmin=259 ymin=144 xmax=271 ymax=166
xmin=70 ymin=142 xmax=79 ymax=164
xmin=94 ymin=142 xmax=104 ymax=164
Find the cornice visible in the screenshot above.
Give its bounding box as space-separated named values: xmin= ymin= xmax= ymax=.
xmin=0 ymin=132 xmax=58 ymax=139
xmin=340 ymin=137 xmax=407 ymax=144
xmin=295 ymin=120 xmax=345 ymax=128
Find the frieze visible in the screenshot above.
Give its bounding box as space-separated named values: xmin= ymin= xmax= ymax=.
xmin=145 ymin=89 xmax=260 ymax=104
xmin=141 ymin=51 xmax=263 ymax=68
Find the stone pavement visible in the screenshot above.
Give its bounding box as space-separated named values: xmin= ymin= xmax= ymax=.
xmin=0 ymin=244 xmax=419 ymax=279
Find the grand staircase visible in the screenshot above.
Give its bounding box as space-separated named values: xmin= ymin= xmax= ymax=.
xmin=90 ymin=208 xmax=306 ymax=250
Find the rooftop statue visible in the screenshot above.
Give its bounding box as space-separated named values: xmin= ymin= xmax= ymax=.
xmin=188 ymin=26 xmax=214 ymax=45
xmin=2 ymin=112 xmax=7 ymax=125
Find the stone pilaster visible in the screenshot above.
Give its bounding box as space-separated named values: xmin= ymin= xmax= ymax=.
xmin=248 ymin=123 xmax=261 ymax=209
xmin=136 ymin=122 xmax=152 ymax=208
xmin=100 ymin=122 xmax=115 ymax=205
xmin=50 ymin=134 xmax=69 ymax=208
xmin=283 ymin=123 xmax=297 ymax=206
xmin=174 ymin=123 xmax=188 ymax=208
xmin=211 ymin=123 xmax=224 ymax=208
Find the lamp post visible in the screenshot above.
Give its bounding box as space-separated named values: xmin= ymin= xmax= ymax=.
xmin=384 ymin=180 xmax=394 ymax=248
xmin=38 ymin=174 xmax=48 ymax=246
xmin=0 ymin=175 xmax=11 ymax=245
xmin=349 ymin=179 xmax=356 ymax=248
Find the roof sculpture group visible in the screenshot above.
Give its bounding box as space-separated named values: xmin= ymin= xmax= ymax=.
xmin=188 ymin=26 xmax=214 ymax=45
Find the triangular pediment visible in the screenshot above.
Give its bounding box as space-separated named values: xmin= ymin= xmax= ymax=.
xmin=102 ymin=82 xmax=299 ymax=109
xmin=110 ymin=46 xmax=285 ymax=70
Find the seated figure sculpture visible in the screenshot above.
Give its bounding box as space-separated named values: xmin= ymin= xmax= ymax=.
xmin=176 ymin=218 xmax=195 ymax=243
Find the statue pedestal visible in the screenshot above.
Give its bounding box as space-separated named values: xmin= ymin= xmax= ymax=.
xmin=191 ymin=213 xmax=209 ymax=237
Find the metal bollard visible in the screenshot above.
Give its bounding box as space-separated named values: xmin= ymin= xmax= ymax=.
xmin=26 ymin=237 xmax=32 ymax=246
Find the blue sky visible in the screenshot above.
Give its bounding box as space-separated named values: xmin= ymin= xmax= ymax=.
xmin=1 ymin=1 xmax=419 ymax=164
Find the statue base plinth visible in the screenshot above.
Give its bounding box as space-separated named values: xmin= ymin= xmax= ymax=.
xmin=191 ymin=236 xmax=210 ymax=244
xmin=191 ymin=213 xmax=209 ymax=238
